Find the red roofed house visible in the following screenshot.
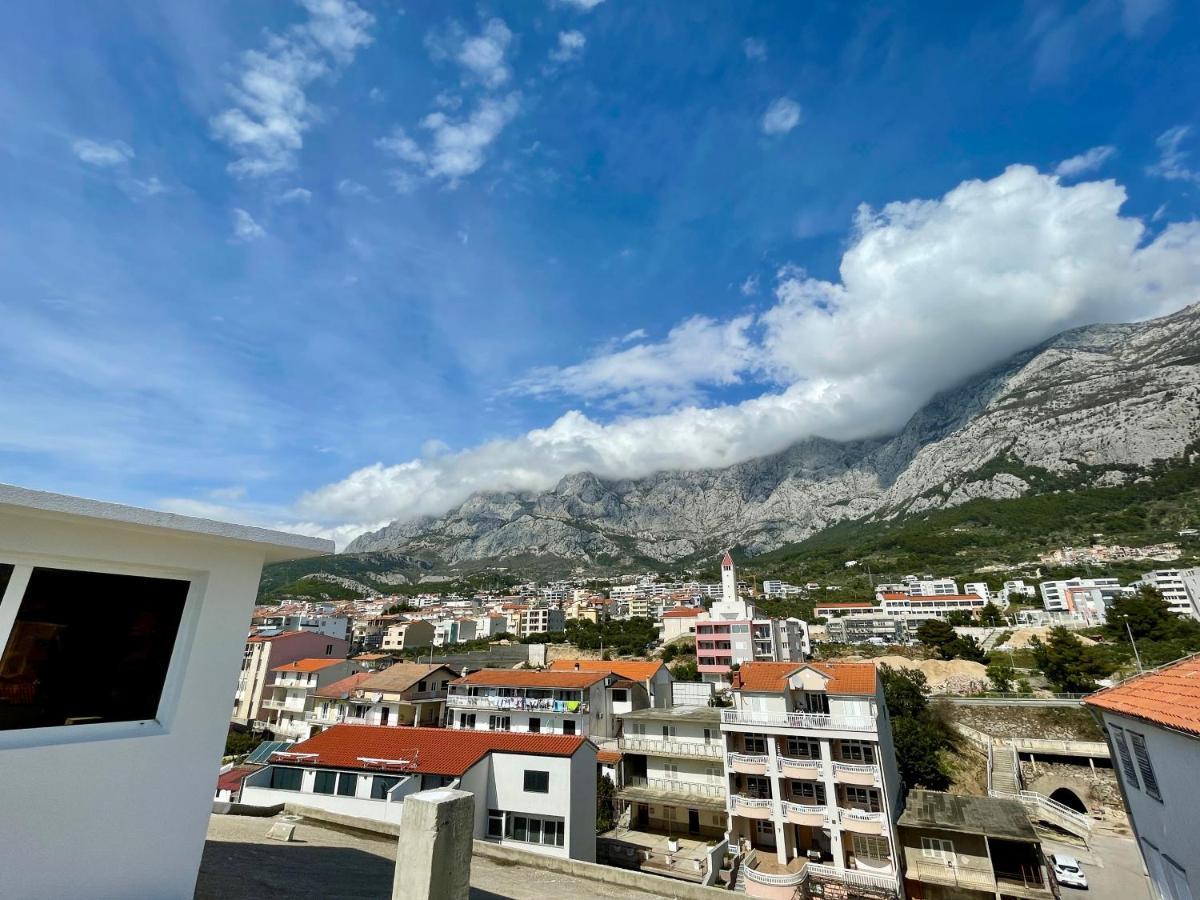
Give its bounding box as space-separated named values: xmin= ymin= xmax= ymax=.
xmin=233 ymin=629 xmax=349 ymax=727
xmin=307 ymin=663 xmax=459 ymax=732
xmin=661 ymin=605 xmax=704 ymax=643
xmin=260 ymin=657 xmax=358 ymax=741
xmin=723 ymin=661 xmax=902 ymax=899
xmin=240 ymin=724 xmax=597 ymax=861
xmin=548 ymin=658 xmax=673 ymax=710
xmin=448 ymin=668 xmax=646 ymax=740
xmin=1086 ymin=655 xmax=1200 ymax=899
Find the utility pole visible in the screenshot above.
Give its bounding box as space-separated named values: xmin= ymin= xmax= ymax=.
xmin=1125 ymin=619 xmax=1143 ymax=673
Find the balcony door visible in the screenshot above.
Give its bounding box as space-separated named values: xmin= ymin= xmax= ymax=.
xmin=380 ymin=706 xmax=390 ymax=726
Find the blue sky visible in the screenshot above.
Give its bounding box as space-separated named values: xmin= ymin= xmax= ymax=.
xmin=2 ymin=0 xmax=1200 ymax=545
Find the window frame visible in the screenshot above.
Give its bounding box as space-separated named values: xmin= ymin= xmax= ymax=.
xmin=0 ymin=552 xmax=205 ymax=752
xmin=523 ymin=770 xmax=550 ymax=793
xmin=921 ymin=836 xmax=954 ymax=860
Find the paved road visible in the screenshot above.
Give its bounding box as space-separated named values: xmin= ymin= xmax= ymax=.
xmin=1044 ymin=831 xmax=1151 ymax=900
xmin=197 ymin=814 xmax=677 ymax=900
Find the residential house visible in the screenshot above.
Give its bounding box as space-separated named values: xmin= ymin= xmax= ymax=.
xmin=239 ymin=724 xmax=597 ymax=860
xmin=662 ymin=606 xmax=704 ymax=642
xmin=307 ymin=663 xmax=458 ymax=731
xmin=0 ymin=483 xmax=330 ymax=900
xmin=260 ymin=657 xmax=357 ymax=740
xmin=898 ymin=790 xmax=1056 ymax=900
xmin=232 ymin=630 xmax=349 ymax=726
xmin=447 ymin=668 xmax=629 ymax=739
xmin=722 ymin=661 xmax=903 ymax=899
xmin=380 ymin=619 xmax=435 ymax=652
xmin=548 ymin=659 xmax=674 ymax=709
xmin=1085 ymin=655 xmax=1200 ymax=900
xmin=1039 ymin=577 xmax=1122 ymax=612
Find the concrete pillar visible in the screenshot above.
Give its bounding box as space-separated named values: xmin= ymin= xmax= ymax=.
xmin=393 ymin=788 xmax=474 ymax=900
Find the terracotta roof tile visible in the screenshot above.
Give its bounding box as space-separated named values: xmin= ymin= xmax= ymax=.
xmin=547 ymin=660 xmax=665 ymax=682
xmin=217 ymin=765 xmax=261 ymax=793
xmin=360 ymin=663 xmax=457 ymax=694
xmin=273 ymin=658 xmax=345 ymax=673
xmin=1085 ymin=654 xmax=1200 ymax=736
xmin=314 ymin=672 xmax=374 ymax=699
xmin=452 ymin=668 xmax=610 ymax=689
xmin=278 ymin=725 xmax=587 ymax=776
xmin=596 ymin=750 xmax=622 ymax=764
xmin=248 ymin=630 xmax=306 ymax=643
xmin=662 ymin=608 xmax=703 ymax=618
xmin=733 ymin=661 xmax=877 ymax=696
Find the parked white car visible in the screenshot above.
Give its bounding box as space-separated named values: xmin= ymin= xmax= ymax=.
xmin=1050 ymin=854 xmax=1089 ymax=889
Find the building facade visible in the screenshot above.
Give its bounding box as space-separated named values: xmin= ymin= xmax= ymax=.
xmin=1135 ymin=570 xmax=1197 ymax=619
xmin=260 ymin=657 xmax=357 ymax=740
xmin=232 ymin=630 xmax=350 ymax=726
xmin=306 ymin=662 xmax=458 ymax=731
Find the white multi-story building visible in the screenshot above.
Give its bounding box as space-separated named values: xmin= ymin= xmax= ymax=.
xmin=380 ymin=619 xmax=435 ymax=651
xmin=1135 ymin=570 xmax=1197 ymax=619
xmin=261 ymin=657 xmax=357 ymax=740
xmin=1086 ymin=656 xmax=1200 ymax=900
xmin=447 ymin=668 xmax=636 ymax=739
xmin=254 ymin=613 xmax=350 ymax=642
xmin=233 ymin=630 xmax=350 ymax=726
xmin=962 ymin=582 xmax=991 ymax=604
xmin=721 ymin=661 xmax=902 ymax=899
xmin=878 ymin=593 xmax=986 ymax=621
xmin=239 ymin=724 xmax=598 ymax=860
xmin=306 ymin=662 xmax=457 ymax=731
xmin=1040 ymin=577 xmax=1122 ymax=612
xmin=903 ymin=577 xmax=958 ymax=597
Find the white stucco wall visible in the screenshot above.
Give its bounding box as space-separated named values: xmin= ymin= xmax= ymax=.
xmin=0 ymin=490 xmax=328 ymax=900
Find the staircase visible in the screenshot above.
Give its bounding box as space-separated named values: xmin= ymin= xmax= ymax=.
xmin=988 ymin=738 xmax=1091 ymax=840
xmin=988 ymin=742 xmax=1022 ymax=794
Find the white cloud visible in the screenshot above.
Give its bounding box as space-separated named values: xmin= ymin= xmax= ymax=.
xmin=299 ymin=164 xmax=1200 ymax=538
xmin=551 ymin=0 xmax=605 ymax=10
xmin=1148 ymin=125 xmax=1200 ymax=185
xmin=277 ymin=186 xmax=313 ymax=203
xmin=761 ymin=98 xmax=802 ymax=135
xmin=549 ymin=30 xmax=587 ymax=63
xmin=1054 ymin=144 xmax=1116 ymax=177
xmin=740 ymin=274 xmax=759 ymax=297
xmin=378 ymin=93 xmax=521 ymax=187
xmin=72 ymin=138 xmax=134 ymax=167
xmin=337 ymin=178 xmax=376 ymax=199
xmin=368 ymin=86 xmax=386 ymax=103
xmin=1120 ymin=0 xmax=1168 ymax=36
xmin=427 ymin=18 xmax=513 ymax=89
xmin=210 ymin=0 xmax=374 ymax=177
xmin=743 ymin=38 xmax=767 ymax=62
xmin=231 ymin=208 xmax=266 ymax=242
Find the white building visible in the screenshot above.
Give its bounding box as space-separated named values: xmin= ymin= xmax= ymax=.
xmin=307 ymin=663 xmax=461 ymax=731
xmin=1040 ymin=577 xmax=1122 ymax=612
xmin=547 ymin=659 xmax=674 ymax=710
xmin=903 ymin=577 xmax=958 ymax=597
xmin=380 ymin=619 xmax=435 ymax=651
xmin=1086 ymin=656 xmax=1200 ymax=900
xmin=1181 ymin=568 xmax=1200 ymax=620
xmin=721 ymin=661 xmax=902 ymax=899
xmin=878 ymin=593 xmax=987 ymax=621
xmin=1135 ymin=570 xmax=1197 ymax=619
xmin=261 ymin=657 xmax=357 ymax=741
xmin=233 ymin=629 xmax=351 ymax=725
xmin=254 ymin=613 xmax=350 ymax=641
xmin=448 ymin=668 xmax=638 ymax=739
xmin=0 ymin=483 xmax=330 ymax=900
xmin=962 ymin=582 xmax=991 ymax=604
xmin=239 ymin=724 xmax=597 ymax=861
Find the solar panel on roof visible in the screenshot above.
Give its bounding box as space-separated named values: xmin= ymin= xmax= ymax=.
xmin=244 ymin=740 xmax=293 ymax=763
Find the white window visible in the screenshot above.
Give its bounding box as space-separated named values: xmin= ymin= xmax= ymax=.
xmin=854 ymin=834 xmax=891 ymax=861
xmin=1129 ymin=732 xmax=1162 ymax=802
xmin=921 ymin=837 xmax=954 ymax=860
xmin=488 ymin=715 xmax=510 ymax=731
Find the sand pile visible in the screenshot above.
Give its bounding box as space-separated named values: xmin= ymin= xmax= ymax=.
xmin=867 ymin=655 xmax=989 ymax=694
xmin=998 ymin=627 xmax=1097 ymax=649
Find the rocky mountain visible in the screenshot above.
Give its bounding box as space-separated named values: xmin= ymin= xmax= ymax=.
xmin=345 ymin=305 xmax=1200 ymax=570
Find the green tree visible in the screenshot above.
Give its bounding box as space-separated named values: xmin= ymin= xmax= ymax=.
xmin=978 ymin=602 xmax=1005 ymax=627
xmin=944 ymin=610 xmax=973 ymax=627
xmin=224 ymin=727 xmax=258 ymax=757
xmin=879 ymin=665 xmax=952 ymax=791
xmin=986 ymin=659 xmax=1015 ymax=693
xmin=916 ymin=619 xmax=957 ymax=654
xmin=670 ymin=659 xmax=701 ymax=682
xmin=881 ymin=665 xmax=930 ymax=719
xmin=1030 ymin=627 xmax=1112 ymax=693
xmin=596 ymin=774 xmax=616 ymax=833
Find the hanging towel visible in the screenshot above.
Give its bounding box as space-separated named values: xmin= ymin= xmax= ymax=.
xmin=566 ymin=701 xmax=580 ymax=713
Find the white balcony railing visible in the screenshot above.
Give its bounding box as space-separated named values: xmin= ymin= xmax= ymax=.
xmin=259 ymin=698 xmax=305 ymax=711
xmin=446 ymin=694 xmax=588 ymax=713
xmin=618 ymin=737 xmax=723 ymax=759
xmin=912 ymin=860 xmax=996 ymax=890
xmin=806 ymin=862 xmax=898 ymax=894
xmin=777 ymin=756 xmax=823 ymax=773
xmin=728 ymin=752 xmax=770 ymax=768
xmin=729 ymin=794 xmax=773 ymax=812
xmin=625 ymin=776 xmax=725 ymax=798
xmin=841 ymin=808 xmax=884 ymax=823
xmin=720 ymin=709 xmax=876 ymax=732
xmin=783 ymin=802 xmax=828 ymax=821
xmin=745 ymin=864 xmax=806 ymax=887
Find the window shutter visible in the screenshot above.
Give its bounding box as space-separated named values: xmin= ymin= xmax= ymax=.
xmin=1129 ymin=732 xmax=1161 ymax=801
xmin=1110 ymin=725 xmax=1140 ymax=789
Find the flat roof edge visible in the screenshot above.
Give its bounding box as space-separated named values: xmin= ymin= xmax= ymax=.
xmin=0 ymin=483 xmax=333 ymax=559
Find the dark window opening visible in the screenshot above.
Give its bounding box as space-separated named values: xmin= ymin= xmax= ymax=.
xmin=371 ymin=775 xmax=401 ymax=799
xmin=337 ymin=772 xmax=358 ymax=796
xmin=0 ymin=567 xmax=188 ymax=731
xmin=524 ymin=770 xmax=550 ymax=793
xmin=0 ymin=564 xmax=12 ymax=601
xmin=271 ymin=767 xmax=303 ymax=790
xmin=313 ymin=771 xmax=337 ymax=794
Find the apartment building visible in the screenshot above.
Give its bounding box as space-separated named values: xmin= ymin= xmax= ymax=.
xmin=721 ymin=661 xmax=902 ymax=899
xmin=1086 ymin=656 xmax=1200 ymax=900
xmin=433 ymin=616 xmax=478 ymax=646
xmin=260 ymin=657 xmax=357 ymax=740
xmin=380 ymin=619 xmax=435 ymax=652
xmin=878 ymin=594 xmax=987 ymax=621
xmin=547 ymin=659 xmax=674 ymax=709
xmin=1135 ymin=569 xmax=1197 ymax=619
xmin=962 ymin=582 xmax=991 ymax=604
xmin=1039 ymin=577 xmax=1122 ymax=612
xmin=447 ymin=668 xmax=636 ymax=739
xmin=306 ymin=663 xmax=458 ymax=731
xmin=662 ymin=605 xmax=704 ymax=641
xmin=814 ymin=602 xmax=878 ymax=620
xmin=254 ymin=613 xmax=350 ymax=641
xmin=898 ymin=791 xmax=1056 ymax=900
xmin=232 ymin=630 xmax=350 ymax=725
xmin=824 ymin=615 xmax=908 ymax=646
xmin=616 ymin=706 xmax=728 ymax=841
xmin=239 ymin=725 xmax=597 ymax=861
xmin=904 ymin=577 xmax=959 ymax=597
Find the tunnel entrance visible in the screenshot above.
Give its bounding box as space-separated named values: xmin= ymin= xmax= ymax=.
xmin=1049 ymin=787 xmax=1088 ymax=814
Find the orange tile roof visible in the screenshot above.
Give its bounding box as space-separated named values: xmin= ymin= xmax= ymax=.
xmin=596 ymin=750 xmax=622 ymax=764
xmin=662 ymin=608 xmax=703 ymax=618
xmin=273 ymin=658 xmax=345 ymax=673
xmin=248 ymin=630 xmax=306 ymax=643
xmin=1085 ymin=654 xmax=1200 ymax=736
xmin=280 ymin=725 xmax=588 ymax=776
xmin=547 ymin=659 xmax=665 ymax=682
xmin=733 ymin=661 xmax=877 ymax=696
xmin=314 ymin=672 xmax=374 ymax=699
xmin=452 ymin=668 xmax=610 ymax=689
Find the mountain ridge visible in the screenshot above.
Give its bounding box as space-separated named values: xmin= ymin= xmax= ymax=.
xmin=343 ymin=304 xmax=1200 ymax=571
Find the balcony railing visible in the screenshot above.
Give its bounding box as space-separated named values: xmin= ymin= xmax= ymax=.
xmin=912 ymin=860 xmax=997 ymax=891
xmin=259 ymin=698 xmax=305 ymax=711
xmin=728 ymin=752 xmax=770 ymax=774
xmin=806 ymin=862 xmax=898 ymax=894
xmin=720 ymin=709 xmax=876 ymax=732
xmin=618 ymin=737 xmax=722 ymax=759
xmin=446 ymin=694 xmax=588 ymax=713
xmin=729 ymin=794 xmax=773 ymax=816
xmin=777 ymin=756 xmax=823 ymax=774
xmin=625 ymin=776 xmax=725 ymax=798
xmin=744 ymin=854 xmax=807 ymax=887
xmin=832 ymin=761 xmax=881 ymax=784
xmin=841 ymin=808 xmax=884 ymax=822
xmin=782 ymin=802 xmax=828 ymax=824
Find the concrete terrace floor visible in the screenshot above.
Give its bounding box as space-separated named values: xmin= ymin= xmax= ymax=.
xmin=197 ymin=814 xmax=677 ymax=900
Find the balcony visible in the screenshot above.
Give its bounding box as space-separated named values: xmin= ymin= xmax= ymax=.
xmin=729 ymin=795 xmax=773 ymax=820
xmin=912 ymin=859 xmax=997 ymax=892
xmin=806 ymin=862 xmax=898 ymax=895
xmin=446 ymin=694 xmax=588 ymax=713
xmin=721 ymin=709 xmax=876 ymax=732
xmin=728 ymin=752 xmax=769 ymax=775
xmin=618 ymin=736 xmax=723 ymax=759
xmin=839 ymin=808 xmax=884 ymax=835
xmin=832 ymin=761 xmax=880 ymax=786
xmin=272 ymin=677 xmax=315 ymax=689
xmin=743 ymin=851 xmax=807 ymax=889
xmin=259 ymin=698 xmax=305 ymax=712
xmin=625 ymin=776 xmax=725 ymax=800
xmin=782 ymin=802 xmax=827 ymax=826
xmin=777 ymin=756 xmax=822 ymax=779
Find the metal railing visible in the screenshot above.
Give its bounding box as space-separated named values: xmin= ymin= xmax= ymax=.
xmin=446 ymin=694 xmax=588 ymax=713
xmin=782 ymin=802 xmax=828 ymax=821
xmin=625 ymin=776 xmax=725 ymax=798
xmin=912 ymin=859 xmax=997 ymax=890
xmin=259 ymin=698 xmax=305 ymax=711
xmin=990 ymin=789 xmax=1092 ymax=836
xmin=728 ymin=752 xmax=769 ymax=768
xmin=618 ymin=736 xmax=723 ymax=759
xmin=720 ymin=709 xmax=876 ymax=732
xmin=841 ymin=808 xmax=884 ymax=823
xmin=777 ymin=755 xmax=822 ymax=772
xmin=832 ymin=761 xmax=879 ymax=776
